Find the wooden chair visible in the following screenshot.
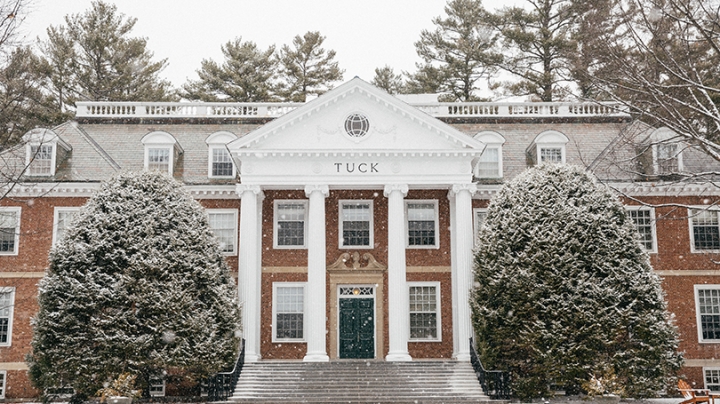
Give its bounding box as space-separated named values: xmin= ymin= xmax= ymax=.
xmin=679 ymin=379 xmax=714 ymax=404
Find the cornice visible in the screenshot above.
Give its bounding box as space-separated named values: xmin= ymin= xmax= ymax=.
xmin=607 ymin=182 xmax=720 ymax=197
xmin=3 ymin=183 xmax=238 ymax=199
xmin=233 ymin=150 xmax=485 ymax=158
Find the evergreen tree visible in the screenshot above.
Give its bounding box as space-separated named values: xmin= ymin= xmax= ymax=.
xmin=40 ymin=1 xmax=174 ymax=110
xmin=181 ymin=38 xmax=278 ymax=102
xmin=371 ymin=65 xmax=404 ymax=95
xmin=414 ymin=0 xmax=500 ymax=101
xmin=404 ymin=63 xmax=447 ymax=95
xmin=27 ymin=171 xmax=241 ymax=401
xmin=278 ymin=31 xmax=343 ymax=102
xmin=472 ymin=164 xmax=682 ymax=399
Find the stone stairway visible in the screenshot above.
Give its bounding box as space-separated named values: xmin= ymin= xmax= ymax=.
xmin=228 ymin=360 xmax=501 ymax=404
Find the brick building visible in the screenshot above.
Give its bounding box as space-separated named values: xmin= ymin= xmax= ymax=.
xmin=1 ymin=78 xmax=719 ymax=399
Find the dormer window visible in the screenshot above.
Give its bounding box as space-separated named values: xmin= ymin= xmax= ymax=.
xmin=142 ymin=131 xmax=182 ymax=175
xmin=23 ymin=128 xmax=70 ymax=177
xmin=473 ymin=131 xmax=505 ymax=179
xmin=205 ymin=131 xmax=238 ymax=179
xmin=527 ymin=131 xmax=569 ymax=166
xmin=648 ymin=128 xmax=683 ymax=175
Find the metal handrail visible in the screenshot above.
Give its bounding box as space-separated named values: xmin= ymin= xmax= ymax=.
xmin=470 ymin=337 xmax=512 ymax=399
xmin=206 ymin=339 xmax=245 ymax=401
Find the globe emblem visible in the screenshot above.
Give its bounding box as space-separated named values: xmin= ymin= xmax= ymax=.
xmin=344 ymin=113 xmax=369 ymax=138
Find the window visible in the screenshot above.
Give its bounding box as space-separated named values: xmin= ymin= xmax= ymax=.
xmin=339 ymin=201 xmax=373 ymax=248
xmin=53 ymin=207 xmax=80 ymax=246
xmin=28 ymin=144 xmax=54 ymax=176
xmin=528 ymin=131 xmax=569 ymax=166
xmin=406 ymin=201 xmax=438 ymax=248
xmin=696 ymin=286 xmax=720 ymax=342
xmin=706 ymin=368 xmax=720 ymax=392
xmin=147 ymin=147 xmax=171 ymax=172
xmin=474 ymin=131 xmax=505 ymax=179
xmin=0 ymin=288 xmax=15 ymax=347
xmin=207 ymin=210 xmax=237 ymax=255
xmin=273 ymin=283 xmax=306 ymax=342
xmin=690 ymin=208 xmax=720 ymax=252
xmin=409 ymin=282 xmax=441 ymax=341
xmin=473 ymin=208 xmax=487 ymax=245
xmin=206 ymin=131 xmax=238 ymax=178
xmin=540 ymin=147 xmax=563 ymax=163
xmin=149 ymin=375 xmax=165 ymax=397
xmin=23 ymin=128 xmax=69 ymax=177
xmin=274 ymin=201 xmax=307 ymax=248
xmin=656 ymin=143 xmax=681 ymax=174
xmin=0 ymin=207 xmax=20 ymax=255
xmin=142 ymin=131 xmax=181 ymax=175
xmin=626 ymin=207 xmax=657 ymax=253
xmin=0 ymin=370 xmax=5 ymax=399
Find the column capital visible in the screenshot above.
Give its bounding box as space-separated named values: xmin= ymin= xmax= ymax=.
xmin=383 ymin=184 xmax=409 ymax=198
xmin=235 ymin=184 xmax=263 ymax=198
xmin=304 ymin=184 xmax=329 ymax=198
xmin=448 ymin=183 xmax=477 ymax=199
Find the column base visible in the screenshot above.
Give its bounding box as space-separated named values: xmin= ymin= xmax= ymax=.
xmin=385 ymin=352 xmax=412 ymax=362
xmin=303 ymin=353 xmax=330 ymax=362
xmin=453 ymin=352 xmax=471 ymax=362
xmin=244 ymin=353 xmax=262 ymax=363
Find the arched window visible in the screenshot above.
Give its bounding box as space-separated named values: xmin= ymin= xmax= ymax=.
xmin=141 ymin=131 xmax=182 ymax=175
xmin=205 ymin=131 xmax=237 ymax=178
xmin=529 ymin=130 xmax=569 ymax=165
xmin=473 ymin=131 xmax=505 ymax=178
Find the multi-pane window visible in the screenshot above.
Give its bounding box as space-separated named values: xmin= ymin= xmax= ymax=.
xmin=0 ymin=289 xmax=14 ymax=346
xmin=690 ymin=209 xmax=720 ymax=251
xmin=0 ymin=370 xmax=5 ymax=399
xmin=28 ymin=144 xmax=53 ymax=176
xmin=626 ymin=207 xmax=656 ymax=252
xmin=149 ymin=376 xmax=165 ymax=397
xmin=474 ymin=208 xmax=487 ymax=246
xmin=476 ymin=147 xmax=501 ymax=178
xmin=273 ymin=284 xmax=305 ymax=341
xmin=706 ymin=368 xmax=720 ymax=392
xmin=53 ymin=208 xmax=80 ymax=246
xmin=696 ymin=286 xmax=720 ymax=342
xmin=275 ymin=201 xmax=307 ymax=248
xmin=407 ymin=202 xmax=438 ymax=247
xmin=211 ymin=147 xmax=234 ymax=177
xmin=147 ymin=147 xmax=171 ymax=173
xmin=409 ymin=283 xmax=440 ymax=341
xmin=340 ymin=201 xmax=372 ymax=248
xmin=0 ymin=208 xmax=20 ymax=255
xmin=207 ymin=210 xmax=237 ymax=254
xmin=656 ymin=143 xmax=680 ymax=174
xmin=540 ymin=147 xmax=563 ymax=163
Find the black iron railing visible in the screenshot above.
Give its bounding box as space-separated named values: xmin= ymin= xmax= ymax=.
xmin=206 ymin=339 xmax=245 ymax=401
xmin=469 ymin=337 xmax=512 ymax=399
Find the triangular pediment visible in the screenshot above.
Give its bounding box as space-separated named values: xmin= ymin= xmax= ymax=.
xmin=228 ymin=78 xmax=485 ymax=154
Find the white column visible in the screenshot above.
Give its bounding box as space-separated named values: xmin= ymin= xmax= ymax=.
xmin=450 ymin=183 xmax=477 ymax=361
xmin=236 ymin=184 xmax=264 ymax=362
xmin=304 ymin=184 xmax=330 ymax=362
xmin=384 ymin=184 xmax=412 ymax=362
xmin=448 ymin=189 xmax=460 ymax=359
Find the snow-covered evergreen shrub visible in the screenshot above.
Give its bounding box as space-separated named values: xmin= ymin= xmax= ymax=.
xmin=471 ymin=164 xmax=682 ymax=399
xmin=27 ymin=171 xmax=241 ymax=399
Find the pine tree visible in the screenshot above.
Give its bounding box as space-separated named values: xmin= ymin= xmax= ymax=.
xmin=414 ymin=0 xmax=500 ymax=101
xmin=27 ymin=171 xmax=240 ymax=400
xmin=371 ymin=65 xmax=404 ymax=95
xmin=278 ymin=31 xmax=344 ymax=102
xmin=472 ymin=164 xmax=682 ymax=399
xmin=181 ymin=38 xmax=278 ymax=102
xmin=40 ymin=1 xmax=175 ymax=110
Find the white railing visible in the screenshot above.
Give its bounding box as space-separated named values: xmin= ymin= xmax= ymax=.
xmin=76 ymin=101 xmax=629 ymax=119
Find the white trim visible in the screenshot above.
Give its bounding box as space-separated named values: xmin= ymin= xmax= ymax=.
xmin=405 ymin=200 xmax=439 ymax=249
xmin=653 ymin=142 xmax=684 ymax=174
xmin=208 ymin=145 xmax=236 ymax=178
xmin=272 ymin=282 xmax=307 ymax=343
xmin=338 ymin=200 xmax=374 ymax=249
xmin=533 ymin=130 xmax=569 ymax=165
xmin=142 ymin=131 xmax=179 ymax=175
xmin=473 ymin=208 xmax=488 ymax=247
xmin=0 ymin=207 xmax=21 ymax=256
xmin=206 ymin=209 xmax=238 ymax=255
xmin=52 ymin=207 xmax=81 ymax=247
xmin=408 ymin=281 xmax=441 ymax=342
xmin=625 ymin=206 xmax=658 ymax=254
xmin=688 ymin=207 xmax=720 ymax=253
xmin=0 ymin=369 xmax=5 ymax=399
xmin=704 ymin=367 xmax=720 ymax=391
xmin=25 ymin=143 xmax=56 ymax=176
xmin=695 ymin=285 xmax=720 ymax=343
xmin=0 ymin=287 xmax=15 ymax=347
xmin=144 ymin=145 xmax=174 ymax=175
xmin=273 ymin=200 xmax=308 ymax=249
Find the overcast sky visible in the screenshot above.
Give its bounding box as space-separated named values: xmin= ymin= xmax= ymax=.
xmin=18 ymin=0 xmax=517 ymax=89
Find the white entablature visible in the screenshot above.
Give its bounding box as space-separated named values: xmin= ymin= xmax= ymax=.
xmin=227 ymin=78 xmax=486 ymax=188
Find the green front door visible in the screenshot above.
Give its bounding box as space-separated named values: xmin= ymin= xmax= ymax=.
xmin=339 ymin=297 xmax=375 ymax=359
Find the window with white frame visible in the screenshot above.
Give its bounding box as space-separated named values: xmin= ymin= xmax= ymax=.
xmin=28 ymin=144 xmax=54 ymax=176
xmin=147 ymin=147 xmax=171 ymax=172
xmin=648 ymin=127 xmax=684 ymax=175
xmin=142 ymin=131 xmax=180 ymax=175
xmin=340 ymin=201 xmax=373 ymax=248
xmin=696 ymin=286 xmax=720 ymax=342
xmin=409 ymin=282 xmax=441 ymax=341
xmin=473 ymin=208 xmax=487 ymax=245
xmin=274 ymin=201 xmax=307 ymax=248
xmin=529 ymin=131 xmax=569 ymax=165
xmin=273 ymin=283 xmax=306 ymax=341
xmin=407 ymin=201 xmax=438 ymax=248
xmin=0 ymin=207 xmax=20 ymax=255
xmin=149 ymin=375 xmax=165 ymax=397
xmin=0 ymin=370 xmax=5 ymax=399
xmin=706 ymin=368 xmax=720 ymax=391
xmin=690 ymin=208 xmax=720 ymax=251
xmin=53 ymin=207 xmax=80 ymax=246
xmin=474 ymin=131 xmax=505 ymax=179
xmin=0 ymin=288 xmax=15 ymax=346
xmin=540 ymin=147 xmax=563 ymax=163
xmin=207 ymin=210 xmax=237 ymax=254
xmin=626 ymin=207 xmax=657 ymax=252
xmin=210 ymin=147 xmax=234 ymax=177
